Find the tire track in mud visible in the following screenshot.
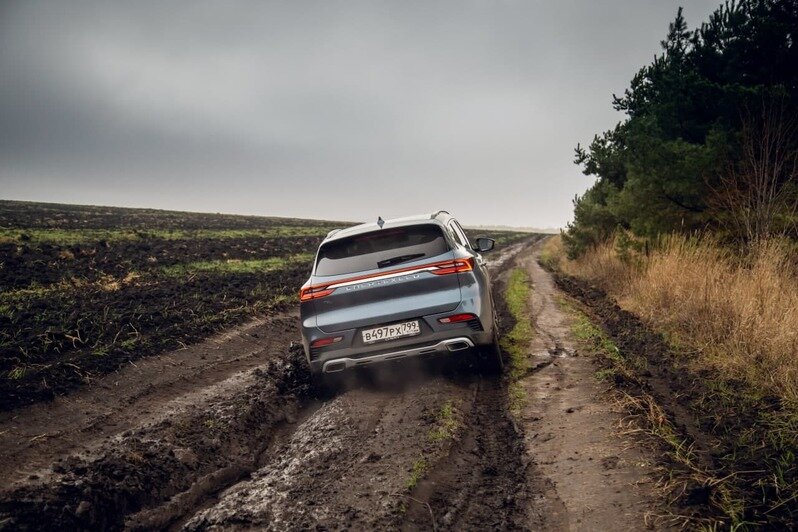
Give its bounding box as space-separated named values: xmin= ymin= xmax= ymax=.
xmin=182 ymin=374 xmax=478 ymax=530
xmin=0 ymin=343 xmax=315 ymax=531
xmin=0 ymin=314 xmax=301 ymax=488
xmin=400 ymin=242 xmax=559 ymax=531
xmin=0 ymin=237 xmax=546 ymax=531
xmin=401 ymin=378 xmax=545 ymax=530
xmin=174 ymin=238 xmax=544 ymax=530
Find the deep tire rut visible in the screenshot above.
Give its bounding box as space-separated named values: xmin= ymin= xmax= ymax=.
xmin=0 ymin=238 xmax=555 ymax=531
xmin=402 ymin=378 xmax=543 ymax=530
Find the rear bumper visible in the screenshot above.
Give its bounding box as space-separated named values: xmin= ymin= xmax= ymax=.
xmin=320 ymin=336 xmax=474 ymax=373
xmin=301 ymin=281 xmax=496 ymax=374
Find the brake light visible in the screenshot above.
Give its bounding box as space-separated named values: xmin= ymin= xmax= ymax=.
xmin=299 ymin=257 xmax=474 ymax=302
xmin=438 ymin=313 xmax=477 ymax=324
xmin=300 ymin=286 xmax=334 ymax=301
xmin=430 ymin=258 xmax=473 ymax=275
xmin=311 ymin=336 xmax=343 ymax=348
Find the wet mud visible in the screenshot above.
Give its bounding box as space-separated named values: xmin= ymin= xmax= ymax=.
xmin=0 ymin=236 xmax=677 ymax=531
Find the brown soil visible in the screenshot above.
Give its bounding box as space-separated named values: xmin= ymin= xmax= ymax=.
xmin=0 ymin=237 xmax=675 ymax=531
xmin=0 ymin=200 xmax=533 ymax=412
xmin=0 ymin=207 xmax=329 ymax=412
xmin=553 ymin=272 xmax=798 ymax=528
xmin=514 ymin=245 xmax=666 ymax=530
xmin=0 ymin=313 xmax=301 ymax=488
xmin=551 ymin=274 xmax=721 ymax=471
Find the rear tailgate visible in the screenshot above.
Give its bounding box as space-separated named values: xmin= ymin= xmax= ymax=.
xmin=301 ymin=224 xmax=464 ymax=333
xmin=313 ymin=253 xmax=463 ymax=332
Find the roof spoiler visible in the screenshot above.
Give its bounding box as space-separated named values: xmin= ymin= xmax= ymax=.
xmin=430 ymin=210 xmax=450 ymax=219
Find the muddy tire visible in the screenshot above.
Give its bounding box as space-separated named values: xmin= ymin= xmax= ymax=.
xmin=480 ymin=304 xmax=504 ymax=374
xmin=479 ymin=335 xmax=504 ymax=374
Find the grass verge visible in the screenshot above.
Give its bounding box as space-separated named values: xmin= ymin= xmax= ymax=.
xmin=558 ymin=294 xmax=742 ymax=527
xmin=500 ymin=268 xmax=533 ymax=415
xmin=548 ymin=238 xmax=798 ymax=527
xmin=555 ymin=233 xmax=798 ymax=404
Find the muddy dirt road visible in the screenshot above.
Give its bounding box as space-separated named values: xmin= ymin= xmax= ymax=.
xmin=0 ymin=238 xmax=666 ymax=530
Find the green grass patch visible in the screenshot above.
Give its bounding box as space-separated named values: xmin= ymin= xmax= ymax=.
xmin=406 ymin=458 xmax=427 ymax=490
xmin=593 ymin=367 xmax=617 ymax=382
xmin=7 ymin=366 xmax=25 ymax=380
xmin=693 ymin=379 xmax=798 ymax=527
xmin=500 ymin=268 xmax=533 ymax=414
xmin=491 ymin=232 xmax=535 ymax=247
xmin=429 ymin=400 xmax=459 ymax=443
xmin=1 ymin=225 xmax=535 ymax=247
xmin=570 ymin=309 xmax=622 ymax=363
xmin=160 ymin=253 xmax=313 ymax=277
xmin=0 ymin=282 xmax=64 ymax=300
xmin=265 ymin=293 xmax=297 ymax=307
xmin=556 ymin=295 xmax=629 ymax=372
xmin=0 ymin=226 xmax=337 ymax=246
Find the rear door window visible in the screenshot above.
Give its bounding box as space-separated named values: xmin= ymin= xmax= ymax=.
xmin=315 ymin=224 xmax=450 ymax=276
xmin=448 ymin=222 xmax=465 ymax=247
xmin=451 ymin=221 xmax=471 ymax=249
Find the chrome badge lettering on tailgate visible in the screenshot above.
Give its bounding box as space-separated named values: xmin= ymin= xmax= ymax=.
xmin=344 ymin=273 xmax=421 ymax=292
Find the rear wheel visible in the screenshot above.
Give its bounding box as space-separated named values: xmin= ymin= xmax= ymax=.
xmin=480 ymin=334 xmax=504 ymax=374
xmin=481 ymin=302 xmax=504 ymax=374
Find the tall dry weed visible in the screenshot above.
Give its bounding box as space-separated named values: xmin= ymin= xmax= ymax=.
xmin=555 ymin=234 xmax=798 ymax=404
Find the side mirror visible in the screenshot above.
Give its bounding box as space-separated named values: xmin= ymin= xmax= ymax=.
xmin=474 ymin=237 xmax=495 ymax=253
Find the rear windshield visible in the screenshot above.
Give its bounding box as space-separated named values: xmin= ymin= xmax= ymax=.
xmin=315 ymin=224 xmax=450 ymax=276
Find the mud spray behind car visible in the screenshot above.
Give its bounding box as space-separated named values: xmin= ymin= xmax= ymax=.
xmin=300 ymin=211 xmax=503 ymax=391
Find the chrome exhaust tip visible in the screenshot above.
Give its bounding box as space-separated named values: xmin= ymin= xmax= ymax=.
xmin=324 ymin=361 xmax=347 ymax=373
xmin=446 ymin=341 xmax=471 ymax=352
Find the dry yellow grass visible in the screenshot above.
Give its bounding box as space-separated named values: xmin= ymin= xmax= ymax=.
xmin=546 ymin=234 xmax=798 ymax=404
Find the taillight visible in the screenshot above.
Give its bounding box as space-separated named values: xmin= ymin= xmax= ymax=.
xmin=431 ymin=258 xmax=473 ymax=275
xmin=310 ymin=336 xmax=343 ymax=348
xmin=438 ymin=313 xmax=477 ymax=324
xmin=299 ymin=257 xmax=474 ymax=301
xmin=300 ymin=285 xmax=334 ymax=301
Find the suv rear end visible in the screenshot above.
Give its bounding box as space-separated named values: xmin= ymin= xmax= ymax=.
xmin=300 ymin=212 xmax=501 ymax=389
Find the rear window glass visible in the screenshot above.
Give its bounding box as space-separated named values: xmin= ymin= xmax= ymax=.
xmin=315 ymin=224 xmax=450 ymax=276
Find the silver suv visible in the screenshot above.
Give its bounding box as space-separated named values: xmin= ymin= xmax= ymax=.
xmin=299 ymin=211 xmax=502 ymax=390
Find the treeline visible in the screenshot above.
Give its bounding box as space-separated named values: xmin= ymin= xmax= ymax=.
xmin=565 ymin=0 xmax=798 ymax=257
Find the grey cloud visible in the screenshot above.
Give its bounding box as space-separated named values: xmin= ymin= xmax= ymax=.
xmin=0 ymin=0 xmax=722 ymax=227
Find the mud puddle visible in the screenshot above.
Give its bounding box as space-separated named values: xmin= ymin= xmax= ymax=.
xmin=184 ymin=368 xmax=477 ymax=530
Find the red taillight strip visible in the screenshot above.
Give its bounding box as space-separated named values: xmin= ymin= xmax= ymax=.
xmin=439 ymin=313 xmax=477 ymax=324
xmin=430 ymin=258 xmax=473 ymax=276
xmin=311 ymin=336 xmax=343 ymax=348
xmin=300 ymin=286 xmax=335 ymax=301
xmin=299 ymin=257 xmax=474 ymax=301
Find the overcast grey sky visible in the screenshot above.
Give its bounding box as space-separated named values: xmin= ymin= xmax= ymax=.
xmin=0 ymin=1 xmax=722 ymax=227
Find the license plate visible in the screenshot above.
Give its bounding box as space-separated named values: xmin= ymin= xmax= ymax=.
xmin=362 ymin=320 xmax=421 ymax=344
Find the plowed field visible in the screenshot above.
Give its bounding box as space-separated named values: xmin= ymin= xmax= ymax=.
xmin=0 ymin=202 xmax=675 ymax=531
